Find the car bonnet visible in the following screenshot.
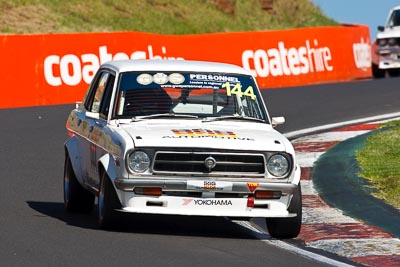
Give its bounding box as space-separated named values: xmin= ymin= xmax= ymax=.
xmin=120 ymin=119 xmax=289 ymax=152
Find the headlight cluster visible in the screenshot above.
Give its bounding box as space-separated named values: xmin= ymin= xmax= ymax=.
xmin=127 ymin=151 xmax=151 ymax=173
xmin=378 ymin=38 xmax=398 ymax=47
xmin=267 ymin=154 xmax=290 ymax=177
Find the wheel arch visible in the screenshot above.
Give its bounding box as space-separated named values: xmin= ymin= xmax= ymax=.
xmin=98 ymin=153 xmax=119 ymax=178
xmin=98 ymin=153 xmax=120 ymax=191
xmin=64 ymin=137 xmax=84 ymax=183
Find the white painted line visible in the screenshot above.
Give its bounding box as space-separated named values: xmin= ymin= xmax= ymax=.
xmin=296 ymin=152 xmax=324 ymax=167
xmin=301 ymin=180 xmax=319 ymax=196
xmin=235 ymin=221 xmax=355 ymax=267
xmin=293 ymin=131 xmax=370 ymax=143
xmin=307 ymin=238 xmax=400 ymax=258
xmin=266 ymin=239 xmax=355 ymax=267
xmin=302 ymin=207 xmax=359 ymax=224
xmin=284 ymin=113 xmax=400 ymax=139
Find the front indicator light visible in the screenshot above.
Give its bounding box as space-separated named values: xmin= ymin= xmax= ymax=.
xmin=255 ymin=190 xmax=282 ymax=199
xmin=134 ymin=187 xmax=162 ymax=196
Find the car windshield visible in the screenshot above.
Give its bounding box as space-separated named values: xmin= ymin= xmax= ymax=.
xmin=388 ymin=9 xmax=400 ymax=27
xmin=113 ymin=71 xmax=268 ymax=122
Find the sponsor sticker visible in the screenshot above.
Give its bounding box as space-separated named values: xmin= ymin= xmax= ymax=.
xmin=182 ymin=199 xmax=233 ymax=206
xmin=163 ymin=129 xmax=254 ymax=141
xmin=189 ymin=74 xmax=239 ymax=83
xmin=136 ymin=73 xmax=153 ymax=85
xmin=153 ymin=73 xmax=168 ymax=84
xmin=168 ymin=73 xmax=185 ymax=84
xmin=222 ymin=82 xmax=256 ymax=100
xmin=187 ymin=180 xmax=233 ymax=191
xmin=172 ymin=129 xmax=237 ymax=138
xmin=247 ymin=182 xmax=259 ymax=193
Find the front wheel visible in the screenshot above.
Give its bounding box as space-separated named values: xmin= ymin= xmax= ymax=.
xmin=266 ymin=183 xmax=302 ymax=239
xmin=98 ymin=171 xmax=122 ymax=230
xmin=372 ymin=63 xmax=385 ymax=78
xmin=388 ymin=68 xmax=400 ymax=77
xmin=64 ymin=154 xmax=95 ymax=213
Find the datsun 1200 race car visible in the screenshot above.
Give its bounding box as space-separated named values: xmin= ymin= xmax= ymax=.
xmin=64 ymin=59 xmax=302 ymax=238
xmin=372 ymin=5 xmax=400 ymax=78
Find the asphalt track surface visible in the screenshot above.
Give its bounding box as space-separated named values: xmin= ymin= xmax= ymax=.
xmin=1 ymin=77 xmax=400 ymax=266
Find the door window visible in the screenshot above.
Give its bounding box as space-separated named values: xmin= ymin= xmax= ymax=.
xmin=84 ymin=71 xmax=115 ymax=118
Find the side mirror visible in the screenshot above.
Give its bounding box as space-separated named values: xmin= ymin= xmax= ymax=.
xmin=377 ymin=26 xmax=385 ymax=32
xmin=271 ymin=116 xmax=285 ymax=127
xmin=86 ymin=111 xmax=100 ymax=120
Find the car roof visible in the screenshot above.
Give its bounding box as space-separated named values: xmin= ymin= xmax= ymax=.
xmin=392 ymin=5 xmax=400 ymax=11
xmin=101 ymin=59 xmax=252 ymax=76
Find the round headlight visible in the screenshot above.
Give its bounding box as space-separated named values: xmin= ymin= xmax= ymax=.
xmin=389 ymin=38 xmax=397 ymax=46
xmin=267 ymin=154 xmax=289 ymax=177
xmin=378 ymin=38 xmax=388 ymax=47
xmin=128 ymin=151 xmax=150 ymax=173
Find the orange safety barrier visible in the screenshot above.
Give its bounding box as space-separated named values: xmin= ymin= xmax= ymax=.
xmin=0 ymin=25 xmax=371 ymax=108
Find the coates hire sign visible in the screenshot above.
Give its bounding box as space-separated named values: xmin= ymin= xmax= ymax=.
xmin=0 ymin=25 xmax=370 ymax=108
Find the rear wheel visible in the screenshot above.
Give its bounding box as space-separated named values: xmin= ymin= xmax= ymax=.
xmin=98 ymin=171 xmax=122 ymax=230
xmin=266 ymin=183 xmax=302 ymax=239
xmin=64 ymin=154 xmax=95 ymax=213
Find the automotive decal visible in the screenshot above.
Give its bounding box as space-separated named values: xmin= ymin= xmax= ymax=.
xmin=222 ymin=82 xmax=256 ymax=100
xmin=204 ymin=181 xmax=217 ymax=190
xmin=189 ymin=74 xmax=240 ymax=83
xmin=247 ymin=182 xmax=259 ymax=193
xmin=182 ymin=199 xmax=193 ymax=206
xmin=137 ymin=73 xmax=153 ymax=85
xmin=187 ymin=180 xmax=233 ymax=191
xmin=182 ymin=199 xmax=233 ymax=206
xmin=168 ymin=73 xmax=185 ymax=84
xmin=163 ymin=129 xmax=254 ymax=141
xmin=172 ymin=129 xmax=237 ymax=138
xmin=153 ymin=73 xmax=168 ymax=84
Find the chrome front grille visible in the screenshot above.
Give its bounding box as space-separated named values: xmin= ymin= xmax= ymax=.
xmin=153 ymin=151 xmax=265 ymax=176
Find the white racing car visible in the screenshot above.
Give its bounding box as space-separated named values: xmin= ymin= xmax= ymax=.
xmin=372 ymin=6 xmax=400 ymax=78
xmin=64 ymin=59 xmax=302 ymax=238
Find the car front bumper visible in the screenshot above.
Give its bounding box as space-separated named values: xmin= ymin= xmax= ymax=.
xmin=377 ymin=47 xmax=400 ymax=69
xmin=113 ymin=178 xmax=299 ymax=218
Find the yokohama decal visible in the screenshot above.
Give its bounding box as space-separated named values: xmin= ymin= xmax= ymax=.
xmin=182 ymin=199 xmax=232 ymax=206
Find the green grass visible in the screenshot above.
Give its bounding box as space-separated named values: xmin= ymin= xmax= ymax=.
xmin=356 ymin=121 xmax=400 ymax=208
xmin=0 ymin=0 xmax=337 ymax=34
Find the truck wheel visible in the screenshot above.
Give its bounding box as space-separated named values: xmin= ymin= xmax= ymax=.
xmin=98 ymin=171 xmax=121 ymax=230
xmin=266 ymin=183 xmax=302 ymax=239
xmin=64 ymin=154 xmax=95 ymax=213
xmin=372 ymin=63 xmax=385 ymax=78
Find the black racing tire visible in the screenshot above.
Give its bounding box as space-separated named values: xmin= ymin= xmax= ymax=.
xmin=372 ymin=63 xmax=385 ymax=78
xmin=98 ymin=171 xmax=122 ymax=230
xmin=266 ymin=183 xmax=302 ymax=239
xmin=388 ymin=68 xmax=400 ymax=77
xmin=64 ymin=154 xmax=95 ymax=213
